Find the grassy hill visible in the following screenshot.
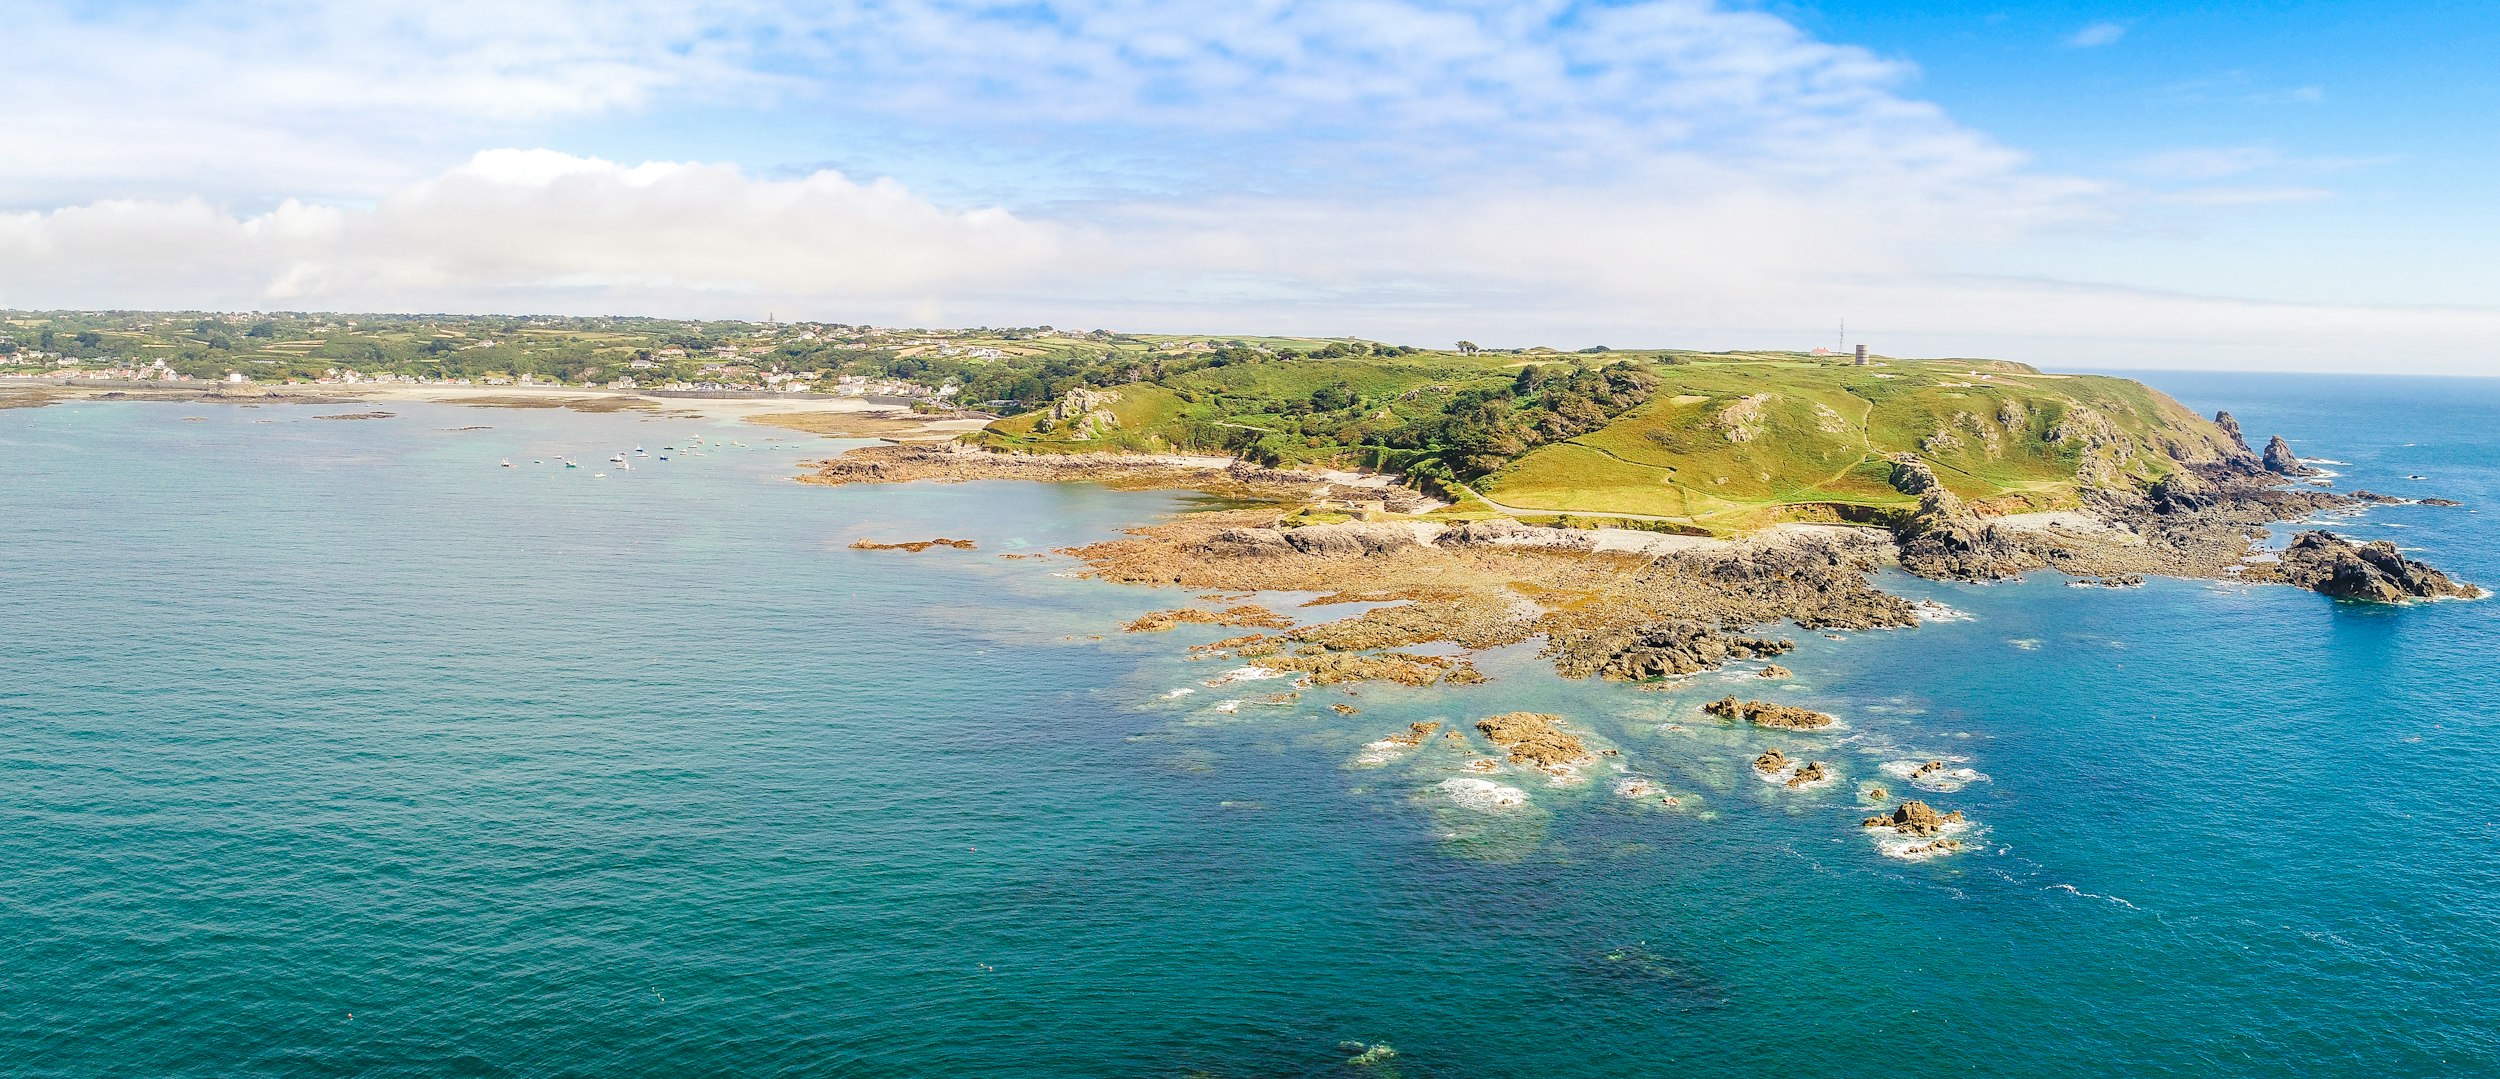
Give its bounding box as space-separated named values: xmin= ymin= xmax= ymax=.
xmin=1482 ymin=357 xmax=2236 ymax=531
xmin=972 ymin=349 xmax=2243 ymax=535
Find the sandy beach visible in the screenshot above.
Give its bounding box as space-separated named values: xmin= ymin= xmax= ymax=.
xmin=0 ymin=378 xmax=993 ymax=439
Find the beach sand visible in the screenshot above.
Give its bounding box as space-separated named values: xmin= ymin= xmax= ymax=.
xmin=0 ymin=379 xmax=991 ymax=438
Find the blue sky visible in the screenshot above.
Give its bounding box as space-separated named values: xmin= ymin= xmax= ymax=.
xmin=2 ymin=1 xmax=2493 ymax=371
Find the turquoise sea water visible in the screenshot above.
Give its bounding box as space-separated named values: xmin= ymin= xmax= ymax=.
xmin=2 ymin=374 xmax=2495 ymax=1077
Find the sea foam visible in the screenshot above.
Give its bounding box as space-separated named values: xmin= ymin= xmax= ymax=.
xmin=1440 ymin=777 xmax=1528 ymax=811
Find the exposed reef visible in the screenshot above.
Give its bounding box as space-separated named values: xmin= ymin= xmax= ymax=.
xmin=1475 ymin=712 xmax=1595 ymax=772
xmin=1123 ymin=605 xmax=1294 ymax=633
xmin=1704 ymin=695 xmax=1835 ymax=730
xmin=850 ymin=537 xmax=977 ymax=552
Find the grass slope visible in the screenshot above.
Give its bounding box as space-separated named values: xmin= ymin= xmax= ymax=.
xmin=1484 ymin=357 xmax=2236 ymax=531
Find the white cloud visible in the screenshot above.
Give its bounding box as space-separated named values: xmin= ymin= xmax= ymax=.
xmin=0 ymin=152 xmax=1059 ymax=309
xmin=0 ymin=1 xmax=2487 ymax=372
xmin=2066 ymin=21 xmax=2128 ymax=48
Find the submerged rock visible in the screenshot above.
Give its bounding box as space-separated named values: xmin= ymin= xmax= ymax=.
xmin=1383 ymin=721 xmax=1439 ymax=746
xmin=2265 ymin=531 xmax=2478 ymax=603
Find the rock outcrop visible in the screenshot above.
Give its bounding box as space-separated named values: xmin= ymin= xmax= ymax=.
xmin=2262 ymin=435 xmax=2317 ymax=476
xmin=1703 ymin=695 xmax=1834 ymax=730
xmin=1476 ymin=713 xmax=1593 ymax=769
xmin=2214 ymin=411 xmax=2256 ymax=458
xmin=2261 ymin=531 xmax=2478 ymax=602
xmin=1862 ymin=799 xmax=1964 ymax=837
xmin=1888 ymin=455 xmax=2037 ymax=580
xmin=1040 ymin=387 xmax=1122 ymax=439
xmin=2148 ymin=469 xmax=2215 ymax=513
xmin=1604 ymin=621 xmax=1794 ymax=681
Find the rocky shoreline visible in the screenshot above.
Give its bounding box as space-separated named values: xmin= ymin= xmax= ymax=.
xmin=799 ymin=407 xmax=2476 ymax=862
xmin=804 ymin=414 xmax=2476 ymax=697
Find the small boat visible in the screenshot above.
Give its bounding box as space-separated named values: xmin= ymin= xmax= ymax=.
xmin=609 ymin=454 xmax=625 ymax=463
xmin=565 ymin=461 xmax=578 ymax=469
xmin=594 ymin=472 xmax=608 ymax=478
xmin=619 ymin=461 xmax=632 ymax=470
xmin=501 ymin=458 xmax=513 ymax=468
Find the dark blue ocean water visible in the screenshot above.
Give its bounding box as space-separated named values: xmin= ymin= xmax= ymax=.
xmin=2 ymin=374 xmax=2495 ymax=1077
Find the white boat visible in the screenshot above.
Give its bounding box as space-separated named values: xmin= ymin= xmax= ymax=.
xmin=500 ymin=458 xmax=512 ymax=468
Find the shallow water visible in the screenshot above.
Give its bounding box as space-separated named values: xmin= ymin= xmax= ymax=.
xmin=2 ymin=375 xmax=2496 ymax=1076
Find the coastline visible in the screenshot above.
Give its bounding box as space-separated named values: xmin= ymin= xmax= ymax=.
xmin=0 ymin=377 xmax=994 ymax=438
